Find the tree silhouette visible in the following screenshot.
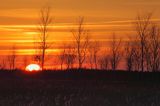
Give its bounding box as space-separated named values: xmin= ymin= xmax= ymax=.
xmin=98 ymin=53 xmax=109 ymax=70
xmin=134 ymin=13 xmax=152 ymax=72
xmin=88 ymin=41 xmax=100 ymax=69
xmin=58 ymin=44 xmax=66 ymax=70
xmin=109 ymin=33 xmax=122 ymax=71
xmin=36 ymin=6 xmax=52 ymax=70
xmin=71 ymin=17 xmax=90 ymax=69
xmin=0 ymin=58 xmax=7 ymax=70
xmin=64 ymin=45 xmax=76 ymax=69
xmin=145 ymin=24 xmax=160 ymax=72
xmin=23 ymin=56 xmax=28 ymax=70
xmin=125 ymin=38 xmax=136 ymax=71
xmin=7 ymin=45 xmax=17 ymax=70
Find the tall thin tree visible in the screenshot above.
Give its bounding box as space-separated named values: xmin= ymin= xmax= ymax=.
xmin=109 ymin=33 xmax=122 ymax=71
xmin=71 ymin=17 xmax=90 ymax=69
xmin=134 ymin=13 xmax=152 ymax=72
xmin=37 ymin=7 xmax=52 ymax=70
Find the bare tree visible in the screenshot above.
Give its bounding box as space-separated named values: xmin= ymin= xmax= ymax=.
xmin=36 ymin=6 xmax=52 ymax=70
xmin=132 ymin=44 xmax=141 ymax=71
xmin=23 ymin=56 xmax=28 ymax=69
xmin=64 ymin=45 xmax=76 ymax=69
xmin=58 ymin=44 xmax=66 ymax=70
xmin=98 ymin=54 xmax=109 ymax=70
xmin=0 ymin=58 xmax=7 ymax=70
xmin=88 ymin=41 xmax=100 ymax=69
xmin=7 ymin=45 xmax=17 ymax=70
xmin=58 ymin=44 xmax=76 ymax=70
xmin=124 ymin=37 xmax=143 ymax=72
xmin=134 ymin=13 xmax=152 ymax=72
xmin=89 ymin=49 xmax=94 ymax=69
xmin=145 ymin=24 xmax=160 ymax=72
xmin=71 ymin=17 xmax=90 ymax=69
xmin=125 ymin=39 xmax=136 ymax=71
xmin=109 ymin=33 xmax=122 ymax=71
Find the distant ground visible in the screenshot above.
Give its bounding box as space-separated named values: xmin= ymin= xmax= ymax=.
xmin=0 ymin=70 xmax=160 ymax=106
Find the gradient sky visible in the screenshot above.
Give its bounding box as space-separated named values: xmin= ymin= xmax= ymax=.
xmin=0 ymin=0 xmax=160 ymax=68
xmin=0 ymin=1 xmax=159 ymax=37
xmin=0 ymin=0 xmax=160 ymax=24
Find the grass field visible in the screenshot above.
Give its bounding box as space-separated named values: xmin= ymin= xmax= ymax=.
xmin=0 ymin=70 xmax=160 ymax=106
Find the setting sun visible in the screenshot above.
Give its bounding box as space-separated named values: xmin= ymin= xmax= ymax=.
xmin=25 ymin=64 xmax=41 ymax=72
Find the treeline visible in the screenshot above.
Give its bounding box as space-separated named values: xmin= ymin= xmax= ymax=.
xmin=58 ymin=13 xmax=160 ymax=72
xmin=0 ymin=7 xmax=160 ymax=72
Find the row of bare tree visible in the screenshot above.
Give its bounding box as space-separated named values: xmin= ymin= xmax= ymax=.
xmin=57 ymin=13 xmax=160 ymax=72
xmin=0 ymin=45 xmax=17 ymax=70
xmin=1 ymin=6 xmax=160 ymax=72
xmin=125 ymin=13 xmax=160 ymax=72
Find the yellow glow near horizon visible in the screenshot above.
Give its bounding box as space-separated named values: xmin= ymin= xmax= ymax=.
xmin=25 ymin=64 xmax=41 ymax=71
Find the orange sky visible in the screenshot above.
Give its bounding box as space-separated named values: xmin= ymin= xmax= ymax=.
xmin=0 ymin=0 xmax=160 ymax=69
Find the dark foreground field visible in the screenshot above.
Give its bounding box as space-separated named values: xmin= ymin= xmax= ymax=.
xmin=0 ymin=70 xmax=160 ymax=106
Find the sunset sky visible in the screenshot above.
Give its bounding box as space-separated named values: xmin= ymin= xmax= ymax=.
xmin=0 ymin=0 xmax=160 ymax=69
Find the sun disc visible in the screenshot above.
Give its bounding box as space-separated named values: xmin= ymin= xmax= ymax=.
xmin=25 ymin=64 xmax=41 ymax=71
